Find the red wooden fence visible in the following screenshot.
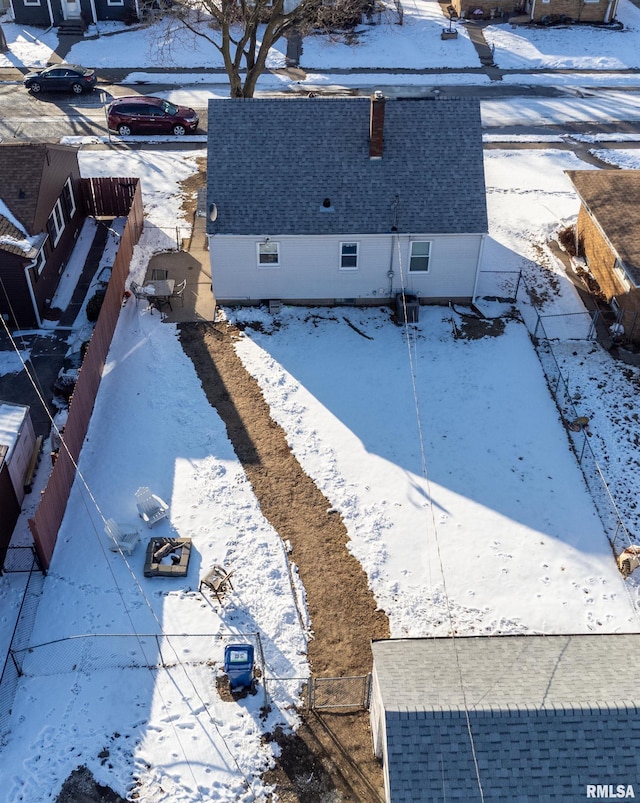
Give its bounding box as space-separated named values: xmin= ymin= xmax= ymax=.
xmin=28 ymin=178 xmax=143 ymax=569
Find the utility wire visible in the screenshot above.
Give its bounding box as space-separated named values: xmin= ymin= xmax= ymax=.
xmin=0 ymin=310 xmax=259 ymax=801
xmin=395 ymin=242 xmax=486 ymax=803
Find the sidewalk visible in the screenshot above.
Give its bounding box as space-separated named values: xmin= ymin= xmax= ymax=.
xmin=2 ymin=15 xmax=639 ymax=87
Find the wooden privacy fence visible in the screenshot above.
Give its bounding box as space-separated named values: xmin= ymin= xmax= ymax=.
xmin=81 ymin=176 xmax=141 ymax=218
xmin=28 ymin=178 xmax=143 ymax=569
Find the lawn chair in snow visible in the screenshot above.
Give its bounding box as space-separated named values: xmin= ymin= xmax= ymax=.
xmin=105 ymin=518 xmax=140 ymax=555
xmin=617 ymin=545 xmax=640 ymax=578
xmin=199 ymin=564 xmax=234 ymax=604
xmin=129 ymin=281 xmax=149 ymax=307
xmin=135 ymin=486 xmax=170 ymax=528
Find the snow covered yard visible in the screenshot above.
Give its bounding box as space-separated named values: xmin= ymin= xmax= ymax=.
xmin=3 ymin=0 xmax=640 ymax=77
xmin=2 ymin=138 xmax=640 ymax=799
xmin=228 ymin=305 xmax=640 ymax=637
xmin=482 ymin=0 xmax=640 ymax=70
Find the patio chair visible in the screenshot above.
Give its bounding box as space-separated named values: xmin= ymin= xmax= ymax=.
xmin=151 ymin=268 xmax=169 ymax=280
xmin=129 ymin=281 xmax=149 ymax=307
xmin=199 ymin=564 xmax=234 ymax=604
xmin=135 ymin=486 xmax=170 ymax=528
xmin=105 ymin=518 xmax=140 ymax=555
xmin=171 ymin=279 xmax=187 ymax=307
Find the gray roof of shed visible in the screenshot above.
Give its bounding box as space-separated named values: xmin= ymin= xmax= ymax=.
xmin=372 ymin=635 xmax=640 ymax=802
xmin=206 ymin=97 xmax=487 ymax=237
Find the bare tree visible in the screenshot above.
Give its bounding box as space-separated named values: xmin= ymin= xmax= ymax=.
xmin=151 ymin=0 xmax=364 ymax=98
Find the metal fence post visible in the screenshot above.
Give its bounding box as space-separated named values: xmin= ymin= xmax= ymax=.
xmin=9 ymin=650 xmax=22 ymax=677
xmin=363 ymin=673 xmax=372 ymax=709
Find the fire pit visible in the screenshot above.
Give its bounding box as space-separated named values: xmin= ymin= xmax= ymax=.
xmin=144 ymin=537 xmax=192 ymax=577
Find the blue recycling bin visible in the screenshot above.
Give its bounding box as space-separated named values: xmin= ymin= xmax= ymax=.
xmin=224 ymin=644 xmax=255 ymax=690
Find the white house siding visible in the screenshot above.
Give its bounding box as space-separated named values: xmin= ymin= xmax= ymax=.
xmin=394 ymin=233 xmax=485 ymax=301
xmin=209 ymin=233 xmax=485 ymax=304
xmin=369 ymin=667 xmax=392 ymax=803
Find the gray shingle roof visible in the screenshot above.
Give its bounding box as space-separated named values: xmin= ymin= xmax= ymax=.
xmin=566 ymin=169 xmax=640 ymax=287
xmin=372 ymin=635 xmax=640 ymax=802
xmin=206 ymin=97 xmax=487 ymax=237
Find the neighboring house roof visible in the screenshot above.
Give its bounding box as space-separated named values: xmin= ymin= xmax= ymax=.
xmin=0 ymin=209 xmax=45 ymax=260
xmin=566 ymin=169 xmax=640 ymax=287
xmin=206 ymin=96 xmax=488 ymax=237
xmin=0 ymin=401 xmax=30 ymax=461
xmin=0 ymin=142 xmax=76 ymax=235
xmin=372 ymin=635 xmax=640 ymax=801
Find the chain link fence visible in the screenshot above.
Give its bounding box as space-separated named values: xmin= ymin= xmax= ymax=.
xmin=1 ymin=546 xmax=42 ymax=574
xmin=0 ymin=565 xmax=45 ymax=742
xmin=477 ymin=268 xmax=633 ymax=556
xmin=263 ymin=674 xmax=371 ymax=711
xmin=11 ymin=632 xmax=267 ymax=678
xmin=515 ymin=279 xmax=634 ymax=556
xmin=307 ymin=675 xmax=372 ymax=710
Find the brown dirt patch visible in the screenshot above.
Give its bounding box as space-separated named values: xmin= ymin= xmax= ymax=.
xmin=179 ymin=320 xmax=389 ymax=801
xmin=179 ymin=156 xmax=207 ymax=220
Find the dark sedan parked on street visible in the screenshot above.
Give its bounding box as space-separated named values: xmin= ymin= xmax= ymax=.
xmin=107 ymin=96 xmax=200 ymax=136
xmin=23 ymin=64 xmax=97 ymax=95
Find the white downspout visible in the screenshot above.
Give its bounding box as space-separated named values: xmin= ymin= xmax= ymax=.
xmin=24 ymin=264 xmax=43 ymax=329
xmin=89 ymin=0 xmax=99 ymax=27
xmin=529 ymin=0 xmax=536 ymax=19
xmin=604 ymin=0 xmax=613 ymax=21
xmin=471 ymin=234 xmax=487 ymax=305
xmin=45 ymin=0 xmax=55 ymax=27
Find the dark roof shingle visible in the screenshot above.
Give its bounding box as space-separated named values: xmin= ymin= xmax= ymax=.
xmin=372 ymin=635 xmax=640 ymax=802
xmin=207 ymin=96 xmax=487 ymax=237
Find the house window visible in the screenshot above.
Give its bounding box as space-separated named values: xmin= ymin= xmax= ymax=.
xmin=257 ymin=241 xmax=280 ymax=267
xmin=107 ymin=0 xmax=124 ymax=5
xmin=47 ymin=199 xmax=65 ymax=247
xmin=614 ymin=259 xmax=630 ymax=291
xmin=62 ymin=177 xmax=76 ymax=220
xmin=23 ymin=0 xmax=41 ymax=5
xmin=28 ymin=248 xmax=46 ymax=278
xmin=409 ymin=241 xmax=431 ymax=272
xmin=340 ymin=242 xmax=359 ymax=270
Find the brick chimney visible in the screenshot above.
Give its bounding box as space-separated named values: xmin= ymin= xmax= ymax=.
xmin=369 ymin=91 xmax=385 ymax=160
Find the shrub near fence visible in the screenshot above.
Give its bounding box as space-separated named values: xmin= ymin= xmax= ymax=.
xmin=28 ymin=179 xmax=143 ymax=570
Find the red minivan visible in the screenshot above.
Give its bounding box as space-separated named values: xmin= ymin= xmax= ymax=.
xmin=107 ymin=96 xmax=199 ymax=136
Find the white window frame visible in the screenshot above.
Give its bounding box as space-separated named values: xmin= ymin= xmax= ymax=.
xmin=257 ymin=241 xmax=280 ymax=268
xmin=409 ymin=241 xmax=431 ymax=273
xmin=28 ymin=248 xmax=46 ymax=277
xmin=339 ymin=242 xmax=359 ymax=271
xmin=63 ymin=177 xmax=76 ymax=219
xmin=23 ymin=0 xmax=41 ymax=6
xmin=107 ymin=0 xmax=124 ymax=5
xmin=613 ymin=260 xmax=630 ymax=291
xmin=48 ymin=199 xmax=65 ymax=247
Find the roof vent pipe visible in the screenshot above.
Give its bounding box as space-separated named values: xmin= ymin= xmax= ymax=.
xmin=369 ymin=91 xmax=385 ymax=160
